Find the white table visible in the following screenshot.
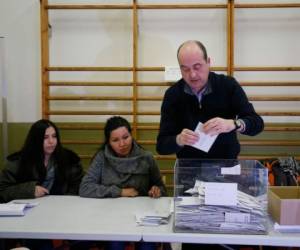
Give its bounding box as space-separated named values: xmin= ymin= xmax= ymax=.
xmin=0 ymin=196 xmax=147 ymax=241
xmin=1 ymin=196 xmax=300 ymax=247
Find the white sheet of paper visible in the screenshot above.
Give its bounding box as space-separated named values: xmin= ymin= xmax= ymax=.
xmin=0 ymin=204 xmax=26 ymax=216
xmin=164 ymin=66 xmax=181 ymax=81
xmin=204 ymin=182 xmax=238 ymax=206
xmin=178 ymin=196 xmax=202 ymax=206
xmin=221 ymin=164 xmax=241 ymax=175
xmin=225 ymin=212 xmax=250 ymax=223
xmin=191 ymin=122 xmax=218 ymax=152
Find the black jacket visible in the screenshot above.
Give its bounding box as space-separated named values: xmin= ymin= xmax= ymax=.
xmin=0 ymin=148 xmax=84 ymax=203
xmin=156 ymin=72 xmax=264 ymax=159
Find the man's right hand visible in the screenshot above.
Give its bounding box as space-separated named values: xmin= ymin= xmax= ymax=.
xmin=35 ymin=185 xmax=49 ymax=198
xmin=176 ymin=128 xmax=199 ymax=146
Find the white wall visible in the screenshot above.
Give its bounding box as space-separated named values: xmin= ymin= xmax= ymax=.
xmin=0 ymin=0 xmax=41 ymax=122
xmin=0 ymin=0 xmax=300 ymax=123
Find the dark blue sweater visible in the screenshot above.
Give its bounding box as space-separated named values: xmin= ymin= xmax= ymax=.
xmin=156 ymin=72 xmax=264 ymax=159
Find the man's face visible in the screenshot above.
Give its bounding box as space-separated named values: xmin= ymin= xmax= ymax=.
xmin=178 ymin=43 xmax=210 ymax=92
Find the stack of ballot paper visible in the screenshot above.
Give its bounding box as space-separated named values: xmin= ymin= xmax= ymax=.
xmin=135 ymin=211 xmax=171 ymax=226
xmin=0 ymin=200 xmax=39 ymax=216
xmin=174 ymin=181 xmax=267 ymax=234
xmin=0 ymin=203 xmax=28 ymax=216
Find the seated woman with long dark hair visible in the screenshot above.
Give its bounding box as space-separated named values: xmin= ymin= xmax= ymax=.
xmin=0 ymin=119 xmax=84 ymax=250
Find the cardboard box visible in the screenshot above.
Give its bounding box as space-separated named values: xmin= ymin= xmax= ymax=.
xmin=268 ymin=186 xmax=300 ymax=225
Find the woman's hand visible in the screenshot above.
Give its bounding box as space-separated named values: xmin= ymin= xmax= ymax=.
xmin=35 ymin=185 xmax=49 ymax=198
xmin=148 ymin=185 xmax=161 ymax=198
xmin=121 ymin=188 xmax=138 ymax=197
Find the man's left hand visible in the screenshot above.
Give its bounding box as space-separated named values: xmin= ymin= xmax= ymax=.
xmin=202 ymin=117 xmax=235 ymax=136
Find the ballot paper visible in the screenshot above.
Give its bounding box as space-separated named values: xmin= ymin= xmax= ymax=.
xmin=191 ymin=122 xmax=218 ymax=153
xmin=135 ymin=211 xmax=171 ymax=226
xmin=0 ymin=200 xmax=39 ymax=216
xmin=0 ymin=204 xmax=27 ymax=216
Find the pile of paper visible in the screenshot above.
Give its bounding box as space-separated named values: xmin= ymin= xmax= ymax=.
xmin=135 ymin=211 xmax=171 ymax=226
xmin=0 ymin=200 xmax=39 ymax=216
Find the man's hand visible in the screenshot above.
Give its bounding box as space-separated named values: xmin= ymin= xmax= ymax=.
xmin=148 ymin=186 xmax=161 ymax=198
xmin=202 ymin=117 xmax=235 ymax=136
xmin=35 ymin=185 xmax=49 ymax=198
xmin=176 ymin=128 xmax=199 ymax=146
xmin=121 ymin=188 xmax=138 ymax=197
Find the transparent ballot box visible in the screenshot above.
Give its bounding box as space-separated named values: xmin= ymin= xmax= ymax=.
xmin=173 ymin=159 xmax=268 ymax=234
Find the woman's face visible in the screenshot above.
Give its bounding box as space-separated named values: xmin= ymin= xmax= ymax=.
xmin=43 ymin=126 xmax=57 ymax=157
xmin=109 ymin=126 xmax=133 ymax=157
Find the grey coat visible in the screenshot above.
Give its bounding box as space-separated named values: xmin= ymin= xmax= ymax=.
xmin=79 ymin=141 xmax=167 ymax=198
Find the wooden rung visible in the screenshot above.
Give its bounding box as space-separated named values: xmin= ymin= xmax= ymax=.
xmin=240 ymin=140 xmax=300 ymax=146
xmin=47 ymin=95 xmax=300 ymax=102
xmin=46 ymin=3 xmax=300 ymax=10
xmin=79 ymin=154 xmax=300 ymax=161
xmin=258 ymin=111 xmax=300 ymax=116
xmin=235 ymin=66 xmax=300 ymax=71
xmin=235 ymin=3 xmax=300 ymax=8
xmin=48 ymin=96 xmax=134 ymax=101
xmin=57 ymin=123 xmax=300 ymax=131
xmin=240 ymin=81 xmax=300 ymax=87
xmin=48 ymin=111 xmax=134 ymax=115
xmin=48 ymin=81 xmax=300 ymax=87
xmin=47 ymin=66 xmax=133 ymax=71
xmin=249 ymin=96 xmax=300 ymax=101
xmin=47 ymin=4 xmax=133 ymax=10
xmin=49 ymin=81 xmax=133 ymax=86
xmin=137 ymin=4 xmax=227 ymax=9
xmin=46 ymin=66 xmax=226 ymax=72
xmin=63 ymin=139 xmax=300 ymax=147
xmin=48 ymin=110 xmax=300 ymax=116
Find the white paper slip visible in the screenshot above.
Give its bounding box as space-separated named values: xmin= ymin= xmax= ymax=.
xmin=164 ymin=66 xmax=181 ymax=81
xmin=221 ymin=164 xmax=241 ymax=175
xmin=135 ymin=211 xmax=170 ymax=226
xmin=191 ymin=122 xmax=218 ymax=153
xmin=0 ymin=203 xmax=27 ymax=216
xmin=225 ymin=212 xmax=250 ymax=223
xmin=10 ymin=200 xmax=39 ymax=208
xmin=204 ymin=182 xmax=238 ymax=206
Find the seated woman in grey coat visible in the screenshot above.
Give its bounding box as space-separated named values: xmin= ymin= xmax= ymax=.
xmin=80 ymin=115 xmax=166 ymax=199
xmin=79 ymin=116 xmax=167 ymax=250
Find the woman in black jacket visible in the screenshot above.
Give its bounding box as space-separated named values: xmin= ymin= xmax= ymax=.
xmin=0 ymin=119 xmax=84 ymax=202
xmin=0 ymin=119 xmax=84 ymax=250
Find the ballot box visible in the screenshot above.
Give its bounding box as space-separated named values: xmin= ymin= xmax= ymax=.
xmin=173 ymin=159 xmax=268 ymax=234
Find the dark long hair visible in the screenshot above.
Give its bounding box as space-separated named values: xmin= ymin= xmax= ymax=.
xmin=16 ymin=119 xmax=63 ymax=182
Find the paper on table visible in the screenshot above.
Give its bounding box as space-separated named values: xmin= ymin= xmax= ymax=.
xmin=0 ymin=199 xmax=39 ymax=216
xmin=135 ymin=211 xmax=171 ymax=226
xmin=10 ymin=200 xmax=39 ymax=208
xmin=191 ymin=122 xmax=218 ymax=153
xmin=0 ymin=204 xmax=27 ymax=216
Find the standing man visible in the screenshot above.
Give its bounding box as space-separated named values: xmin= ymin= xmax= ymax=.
xmin=156 ymin=40 xmax=264 ymax=159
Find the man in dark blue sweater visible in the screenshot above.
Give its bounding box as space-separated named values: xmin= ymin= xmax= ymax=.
xmin=157 ymin=40 xmax=264 ymax=159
